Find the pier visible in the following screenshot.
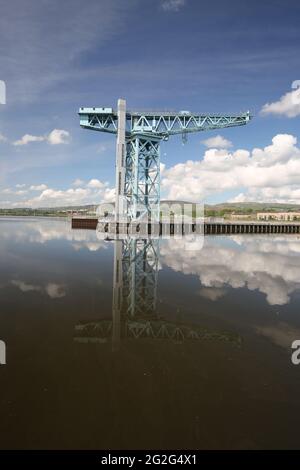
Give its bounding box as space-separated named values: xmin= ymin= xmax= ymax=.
xmin=72 ymin=217 xmax=300 ymax=235
xmin=71 ymin=217 xmax=98 ymax=230
xmin=204 ymin=222 xmax=300 ymax=235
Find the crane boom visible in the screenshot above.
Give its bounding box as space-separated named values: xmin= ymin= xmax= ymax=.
xmin=79 ymin=107 xmax=251 ymax=139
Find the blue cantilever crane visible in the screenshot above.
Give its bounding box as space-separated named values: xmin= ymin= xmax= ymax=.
xmin=79 ymin=99 xmax=251 ymax=221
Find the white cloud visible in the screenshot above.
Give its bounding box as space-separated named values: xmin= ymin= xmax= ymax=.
xmin=228 ymin=192 xmax=248 ymax=203
xmin=102 ymin=187 xmax=116 ymax=203
xmin=30 ymin=184 xmax=48 ymax=191
xmin=257 ymin=322 xmax=300 ymax=350
xmin=47 ymin=129 xmax=70 ymax=145
xmin=201 ymin=135 xmax=232 ymax=149
xmin=1 ymin=188 xmax=13 ymax=194
xmin=261 ymin=87 xmax=300 ymax=118
xmin=45 ymin=283 xmax=66 ymax=299
xmin=15 ymin=190 xmax=28 ymax=195
xmin=198 ymin=287 xmax=226 ymax=301
xmin=11 ymin=280 xmax=40 ymax=293
xmin=87 ymin=178 xmax=105 ymax=189
xmin=0 ymin=133 xmax=7 ymax=142
xmin=5 ymin=132 xmax=300 ymax=208
xmin=0 ymin=178 xmax=115 ymax=208
xmin=13 ymin=129 xmax=70 ymax=146
xmin=28 ymin=187 xmax=90 ymax=206
xmin=11 ymin=280 xmax=66 ymax=299
xmin=161 ymin=0 xmax=186 ymax=11
xmin=0 ymin=187 xmax=27 ymax=196
xmin=13 ymin=134 xmax=45 ymax=146
xmin=162 ymin=133 xmax=300 ymax=203
xmin=16 ymin=184 xmax=26 ymax=188
xmin=15 ymin=181 xmax=115 ymax=208
xmin=72 ymin=178 xmax=85 ymax=187
xmin=7 ymin=218 xmax=107 ymax=252
xmin=161 ymin=235 xmax=300 ymax=306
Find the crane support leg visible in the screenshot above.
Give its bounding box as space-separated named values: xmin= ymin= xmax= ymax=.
xmin=115 ymin=99 xmax=126 ymax=221
xmin=113 ymin=238 xmax=159 ymax=318
xmin=124 ymin=135 xmax=161 ymax=222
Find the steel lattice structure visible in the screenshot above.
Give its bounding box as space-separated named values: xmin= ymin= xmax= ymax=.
xmin=113 ymin=238 xmax=159 ymax=318
xmin=79 ymin=99 xmax=251 ymax=221
xmin=112 ymin=237 xmax=159 ymax=349
xmin=74 ymin=237 xmax=241 ymax=347
xmin=124 ymin=137 xmax=160 ymax=221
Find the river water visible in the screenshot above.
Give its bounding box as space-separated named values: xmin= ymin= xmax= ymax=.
xmin=0 ymin=217 xmax=300 ymax=449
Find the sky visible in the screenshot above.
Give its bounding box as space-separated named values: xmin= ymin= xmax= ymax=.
xmin=0 ymin=0 xmax=300 ymax=207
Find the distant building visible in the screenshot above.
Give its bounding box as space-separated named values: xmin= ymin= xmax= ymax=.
xmin=257 ymin=212 xmax=300 ymax=221
xmin=230 ymin=213 xmax=253 ymax=220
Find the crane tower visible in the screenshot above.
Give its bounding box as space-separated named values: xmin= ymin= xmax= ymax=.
xmin=79 ymin=99 xmax=251 ymax=222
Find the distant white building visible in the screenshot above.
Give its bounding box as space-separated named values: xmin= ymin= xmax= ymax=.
xmin=257 ymin=212 xmax=300 ymax=221
xmin=230 ymin=214 xmax=253 ymax=220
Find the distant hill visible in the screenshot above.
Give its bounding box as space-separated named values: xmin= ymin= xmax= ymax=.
xmin=206 ymin=202 xmax=300 ymax=210
xmin=1 ymin=201 xmax=300 ymax=217
xmin=205 ymin=202 xmax=300 ymax=214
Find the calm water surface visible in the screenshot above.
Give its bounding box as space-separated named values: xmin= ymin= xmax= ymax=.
xmin=1 ymin=217 xmax=300 ymax=449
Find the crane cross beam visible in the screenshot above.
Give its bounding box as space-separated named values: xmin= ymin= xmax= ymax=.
xmin=79 ymin=107 xmax=251 ymax=138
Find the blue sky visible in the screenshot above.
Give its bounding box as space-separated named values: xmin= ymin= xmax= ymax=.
xmin=0 ymin=0 xmax=300 ymax=207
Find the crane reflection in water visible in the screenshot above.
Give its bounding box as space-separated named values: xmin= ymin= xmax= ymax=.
xmin=74 ymin=234 xmax=240 ymax=350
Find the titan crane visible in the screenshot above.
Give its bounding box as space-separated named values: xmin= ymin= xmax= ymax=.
xmin=79 ymin=99 xmax=251 ymax=221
